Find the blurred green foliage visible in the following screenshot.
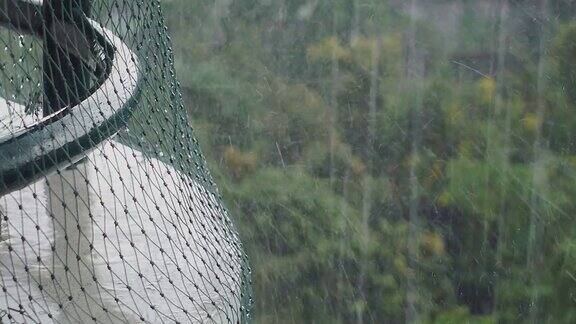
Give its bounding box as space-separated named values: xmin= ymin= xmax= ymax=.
xmin=163 ymin=0 xmax=576 ymax=322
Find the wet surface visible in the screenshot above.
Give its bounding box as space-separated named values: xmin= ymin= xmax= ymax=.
xmin=0 ymin=140 xmax=243 ymax=323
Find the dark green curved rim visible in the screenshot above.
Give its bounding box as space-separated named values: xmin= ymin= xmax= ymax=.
xmin=0 ymin=0 xmax=142 ymax=196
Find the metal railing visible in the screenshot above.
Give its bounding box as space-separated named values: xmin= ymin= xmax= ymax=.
xmin=0 ymin=0 xmax=141 ymax=195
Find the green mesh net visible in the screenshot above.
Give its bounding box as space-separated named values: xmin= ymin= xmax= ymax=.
xmin=0 ymin=0 xmax=251 ymax=322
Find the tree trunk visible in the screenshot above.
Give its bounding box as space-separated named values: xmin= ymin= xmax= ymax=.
xmin=358 ymin=29 xmax=381 ymax=324
xmin=491 ymin=0 xmax=509 ymax=316
xmin=527 ymin=1 xmax=549 ymax=322
xmin=405 ymin=0 xmax=424 ymax=322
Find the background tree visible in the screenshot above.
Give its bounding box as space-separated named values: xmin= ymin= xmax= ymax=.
xmin=163 ymin=0 xmax=576 ymax=322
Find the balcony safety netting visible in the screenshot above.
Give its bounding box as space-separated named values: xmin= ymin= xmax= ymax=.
xmin=0 ymin=0 xmax=251 ymax=322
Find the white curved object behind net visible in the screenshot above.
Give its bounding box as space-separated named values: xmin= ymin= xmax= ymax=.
xmin=0 ymin=99 xmax=41 ymax=139
xmin=0 ymin=139 xmax=243 ymax=323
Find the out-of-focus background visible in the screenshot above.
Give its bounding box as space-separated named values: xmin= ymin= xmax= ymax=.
xmin=163 ymin=0 xmax=576 ymax=322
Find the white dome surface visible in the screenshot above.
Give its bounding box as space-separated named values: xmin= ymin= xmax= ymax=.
xmin=0 ymin=140 xmax=243 ymax=323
